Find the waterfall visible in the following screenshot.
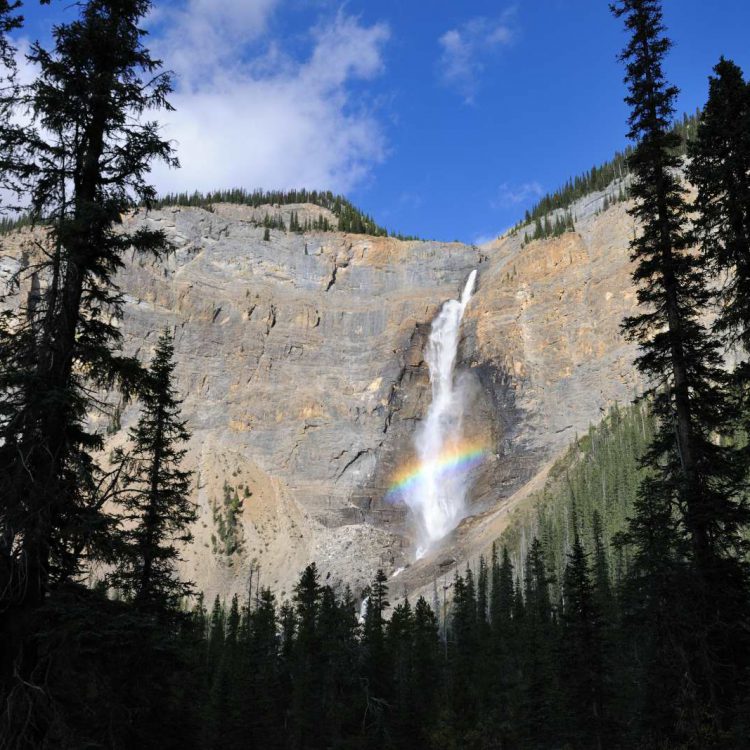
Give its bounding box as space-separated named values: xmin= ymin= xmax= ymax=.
xmin=358 ymin=595 xmax=369 ymax=623
xmin=407 ymin=270 xmax=477 ymax=558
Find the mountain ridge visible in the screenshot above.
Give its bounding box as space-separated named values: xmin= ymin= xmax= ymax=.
xmin=117 ymin=186 xmax=642 ymax=602
xmin=0 ymin=176 xmax=643 ymax=604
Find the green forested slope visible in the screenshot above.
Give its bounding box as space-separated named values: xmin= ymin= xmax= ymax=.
xmin=495 ymin=402 xmax=654 ymax=599
xmin=513 ymin=111 xmax=700 ymax=230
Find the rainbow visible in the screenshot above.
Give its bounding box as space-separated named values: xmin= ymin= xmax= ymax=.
xmin=385 ymin=439 xmax=490 ymax=502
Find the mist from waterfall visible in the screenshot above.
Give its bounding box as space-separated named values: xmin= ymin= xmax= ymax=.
xmin=407 ymin=270 xmax=477 ymax=559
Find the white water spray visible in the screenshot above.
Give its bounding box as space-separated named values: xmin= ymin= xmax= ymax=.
xmin=406 ymin=270 xmax=477 ymax=558
xmin=358 ymin=595 xmax=369 ymax=623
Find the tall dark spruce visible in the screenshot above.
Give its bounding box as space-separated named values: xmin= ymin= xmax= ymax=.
xmin=289 ymin=563 xmax=324 ymax=748
xmin=612 ymin=0 xmax=749 ymax=742
xmin=109 ymin=330 xmax=195 ymax=617
xmin=560 ymin=534 xmax=608 ymax=750
xmin=689 ymin=59 xmax=750 ymax=427
xmin=0 ymin=0 xmax=175 ymax=720
xmin=361 ymin=568 xmax=391 ymax=746
xmin=687 ymin=55 xmax=750 ymax=737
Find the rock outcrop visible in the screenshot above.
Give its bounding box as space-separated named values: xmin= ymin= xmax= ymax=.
xmin=0 ymin=194 xmax=642 ymax=602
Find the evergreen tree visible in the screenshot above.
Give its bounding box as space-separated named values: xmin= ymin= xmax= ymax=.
xmin=0 ymin=0 xmax=22 ymax=196
xmin=411 ymin=596 xmax=441 ymax=746
xmin=361 ymin=569 xmax=390 ymax=744
xmin=206 ymin=594 xmax=242 ymax=750
xmin=0 ymin=0 xmax=26 ymax=209
xmin=560 ymin=534 xmax=610 ymax=749
xmin=591 ymin=510 xmax=613 ymax=615
xmin=533 ymin=217 xmax=543 ymax=239
xmin=289 ymin=563 xmax=324 ymax=749
xmin=110 ymin=330 xmax=195 ymax=617
xmin=446 ymin=570 xmax=479 ymax=735
xmin=484 ymin=545 xmax=518 ymax=745
xmin=319 ymin=585 xmax=362 ymax=744
xmin=279 ymin=600 xmax=296 ymax=662
xmin=519 ymin=537 xmax=558 ymax=744
xmin=0 ymin=2 xmax=20 ymax=61
xmin=612 ymin=1 xmax=748 ymax=741
xmin=490 ymin=544 xmax=514 ymax=631
xmin=247 ymin=588 xmax=284 ymax=748
xmin=476 ymin=554 xmax=489 ymax=630
xmin=524 ymin=537 xmax=553 ymax=624
xmin=489 ymin=543 xmax=501 ymax=628
xmin=207 ymin=595 xmax=225 ymax=667
xmin=204 ymin=595 xmax=228 ymax=748
xmin=386 ymin=598 xmax=416 ymax=748
xmin=0 ymin=0 xmax=175 ymax=734
xmin=687 ymin=54 xmax=750 ymax=735
xmin=688 ymin=58 xmax=750 ymax=435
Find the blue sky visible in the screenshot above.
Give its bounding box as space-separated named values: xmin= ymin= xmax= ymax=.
xmin=15 ymin=0 xmax=750 ymax=243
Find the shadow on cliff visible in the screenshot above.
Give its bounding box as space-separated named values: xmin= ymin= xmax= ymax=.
xmin=354 ymin=304 xmax=547 ymax=566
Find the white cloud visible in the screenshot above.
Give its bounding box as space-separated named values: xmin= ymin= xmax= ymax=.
xmin=438 ymin=12 xmax=516 ymax=104
xmin=148 ymin=3 xmax=391 ymax=195
xmin=491 ymin=181 xmax=544 ymax=209
xmin=150 ymin=0 xmax=281 ymax=90
xmin=14 ymin=38 xmax=38 ymax=87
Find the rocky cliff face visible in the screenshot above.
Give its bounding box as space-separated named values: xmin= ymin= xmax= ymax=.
xmin=0 ymin=193 xmax=642 ymax=602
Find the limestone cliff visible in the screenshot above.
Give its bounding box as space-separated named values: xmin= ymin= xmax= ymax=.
xmin=0 ymin=192 xmax=642 ymax=603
